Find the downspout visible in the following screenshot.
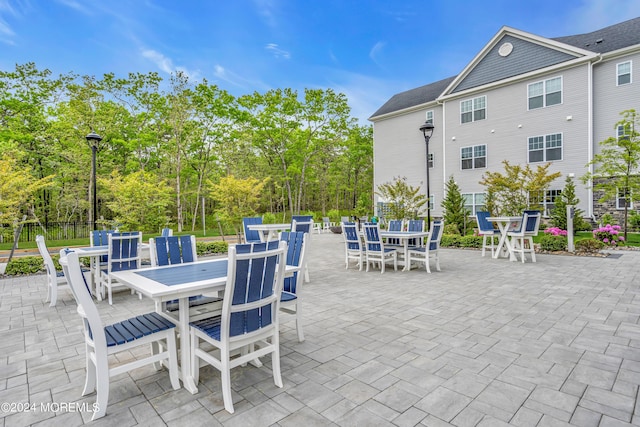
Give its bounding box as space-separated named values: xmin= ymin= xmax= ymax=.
xmin=437 ymin=98 xmax=446 ymax=213
xmin=588 ymin=54 xmax=603 ymax=222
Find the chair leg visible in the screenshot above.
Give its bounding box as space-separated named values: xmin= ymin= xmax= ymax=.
xmin=295 ymin=304 xmax=305 ymax=342
xmin=92 ymin=353 xmax=109 ymax=420
xmin=529 ymin=237 xmax=536 ymax=263
xmin=82 ymin=345 xmax=96 ymax=396
xmin=481 ymin=235 xmax=487 ymax=257
xmin=435 ymin=252 xmax=441 ymax=271
xmin=166 ymin=332 xmax=180 ymax=390
xmin=221 ymin=353 xmax=234 ymax=413
xmin=272 ymin=334 xmax=283 ymax=388
xmin=426 ymin=254 xmax=431 ymax=273
xmin=190 ymin=331 xmax=200 ymax=385
xmin=49 ymin=279 xmax=57 ymax=307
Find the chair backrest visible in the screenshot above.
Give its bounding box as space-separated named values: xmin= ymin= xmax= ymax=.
xmin=221 ymin=241 xmax=286 ymax=340
xmin=107 ymin=232 xmax=142 ymax=273
xmin=475 ymin=211 xmax=494 ymax=232
xmin=341 ymin=216 xmax=350 ymax=224
xmin=407 ymin=219 xmax=425 ymax=232
xmin=342 ymin=223 xmax=361 ymax=250
xmin=523 ymin=210 xmax=541 ymax=235
xmin=322 ymin=217 xmax=330 ymax=225
xmin=242 ymin=217 xmax=263 ymax=243
xmin=279 ymin=231 xmax=307 ymax=295
xmin=161 ymin=227 xmax=173 ymax=238
xmin=149 ymin=235 xmax=197 ymax=267
xmin=388 ymin=220 xmax=404 ymax=232
xmin=429 ymin=220 xmax=444 ymax=250
xmin=291 ymin=219 xmax=314 ymax=234
xmin=60 ymin=252 xmax=105 ymax=348
xmin=363 ymin=223 xmax=385 ymax=252
xmin=36 ymin=235 xmax=57 ymax=283
xmin=90 ymin=230 xmax=114 ymax=263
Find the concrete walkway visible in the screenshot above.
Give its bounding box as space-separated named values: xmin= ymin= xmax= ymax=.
xmin=1 ymin=233 xmax=640 ymax=426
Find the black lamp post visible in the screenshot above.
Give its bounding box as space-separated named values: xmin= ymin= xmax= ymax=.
xmin=86 ymin=130 xmax=103 ymax=230
xmin=419 ymin=121 xmax=435 ymax=226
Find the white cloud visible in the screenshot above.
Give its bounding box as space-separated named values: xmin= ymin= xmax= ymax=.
xmin=265 ymin=43 xmax=290 ymax=59
xmin=253 ymin=0 xmax=278 ymax=28
xmin=141 ymin=48 xmax=199 ymax=80
xmin=54 ymin=0 xmax=91 ymax=14
xmin=369 ymin=41 xmax=386 ymax=66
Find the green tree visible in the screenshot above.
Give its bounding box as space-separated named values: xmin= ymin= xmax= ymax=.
xmin=101 ymin=170 xmax=173 ymax=232
xmin=480 ymin=161 xmax=561 ymax=215
xmin=376 ymin=176 xmax=427 ymax=220
xmin=551 ymin=176 xmax=588 ymax=231
xmin=442 ymin=176 xmax=470 ymax=234
xmin=582 ymin=109 xmax=640 ymax=240
xmin=209 ymin=175 xmax=268 ymax=235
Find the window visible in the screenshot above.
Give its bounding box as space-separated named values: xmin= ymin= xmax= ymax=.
xmin=428 ymin=153 xmax=434 ymax=168
xmin=618 ymin=124 xmax=632 ymax=141
xmin=528 ymin=133 xmax=562 ymax=163
xmin=461 ymin=145 xmax=487 ymax=170
xmin=425 ymin=110 xmax=434 ymax=125
xmin=463 ymin=193 xmax=486 ymax=215
xmin=460 ymin=96 xmax=486 ymax=123
xmin=530 ymin=189 xmax=562 ymax=216
xmin=428 ymin=195 xmax=434 ymax=211
xmin=617 ymin=61 xmax=632 ymax=86
xmin=617 ymin=188 xmax=633 ymax=209
xmin=528 ymin=76 xmax=562 ymax=109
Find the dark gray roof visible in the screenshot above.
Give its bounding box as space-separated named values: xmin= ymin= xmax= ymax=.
xmin=553 ymin=16 xmax=640 ymax=54
xmin=370 ymin=17 xmax=640 ymax=120
xmin=369 ymin=76 xmax=455 ymax=119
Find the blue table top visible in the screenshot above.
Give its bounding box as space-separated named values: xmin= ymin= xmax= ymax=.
xmin=135 ymin=260 xmax=228 ymax=286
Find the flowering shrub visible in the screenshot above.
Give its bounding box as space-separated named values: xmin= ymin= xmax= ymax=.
xmin=544 ymin=227 xmax=568 ymax=236
xmin=593 ymin=224 xmax=625 ymax=246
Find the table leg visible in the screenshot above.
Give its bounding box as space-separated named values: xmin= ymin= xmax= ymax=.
xmin=492 ymin=224 xmax=509 ymax=260
xmin=179 ymin=297 xmax=198 ymax=393
xmin=402 ymin=239 xmax=410 ymax=271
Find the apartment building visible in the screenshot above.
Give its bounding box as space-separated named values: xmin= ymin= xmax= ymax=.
xmin=369 ymin=17 xmax=640 ymax=223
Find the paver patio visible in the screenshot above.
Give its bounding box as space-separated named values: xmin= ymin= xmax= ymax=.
xmin=1 ymin=233 xmax=640 ymax=426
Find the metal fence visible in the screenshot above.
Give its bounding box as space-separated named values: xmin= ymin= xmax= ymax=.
xmin=1 ymin=222 xmax=93 ymax=243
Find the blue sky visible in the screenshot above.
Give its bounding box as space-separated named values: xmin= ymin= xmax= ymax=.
xmin=1 ymin=0 xmax=639 ymax=123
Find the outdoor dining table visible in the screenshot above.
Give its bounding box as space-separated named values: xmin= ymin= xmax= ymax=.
xmin=72 ymin=243 xmax=149 ymax=300
xmin=246 ymin=223 xmax=291 ymax=241
xmin=110 ymin=258 xmax=295 ymax=394
xmin=486 ymin=216 xmax=523 ymax=262
xmin=379 ymin=231 xmax=430 ymax=271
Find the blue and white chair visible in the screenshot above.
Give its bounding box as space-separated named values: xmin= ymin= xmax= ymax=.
xmin=406 ymin=219 xmax=425 ymax=247
xmin=386 ymin=219 xmax=404 ymax=247
xmin=279 ymin=231 xmax=308 ymax=342
xmin=363 ymin=223 xmax=398 ymax=273
xmin=291 ymin=215 xmax=313 ymax=282
xmin=476 ymin=211 xmax=499 ymax=257
xmin=342 ymin=222 xmax=363 ymax=270
xmin=407 ymin=220 xmax=444 ymax=273
xmin=100 ymin=232 xmax=142 ymax=305
xmin=36 ymin=235 xmax=69 ymax=307
xmin=508 ymin=210 xmax=541 ymax=263
xmin=149 ymin=235 xmax=222 ymax=321
xmin=242 ymin=217 xmax=263 ymax=243
xmin=189 ymin=241 xmax=287 ymax=413
xmin=60 ymin=251 xmax=179 ymax=421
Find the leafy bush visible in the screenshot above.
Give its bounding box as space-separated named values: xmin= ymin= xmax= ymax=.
xmin=539 ymin=234 xmax=567 ymax=251
xmin=5 ymin=256 xmax=43 ymax=275
xmin=629 ymin=212 xmax=640 ymax=231
xmin=327 ymin=209 xmax=341 ymax=223
xmin=600 ymin=213 xmax=616 ymax=226
xmin=262 ymin=212 xmax=277 ymax=224
xmin=459 ymin=235 xmax=482 ymax=248
xmin=441 ymin=234 xmax=462 ymax=247
xmin=196 ymin=241 xmax=229 ymax=256
xmin=575 ymin=238 xmax=605 ymax=253
xmin=593 ymin=224 xmax=624 ymax=246
xmin=443 ymin=224 xmax=460 ymax=235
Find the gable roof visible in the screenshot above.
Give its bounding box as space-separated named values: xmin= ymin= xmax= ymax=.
xmin=370 ymin=17 xmax=640 ymax=121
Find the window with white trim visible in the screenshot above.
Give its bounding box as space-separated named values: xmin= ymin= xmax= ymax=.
xmin=528 ymin=76 xmax=562 ymax=109
xmin=617 ymin=61 xmax=632 ymax=86
xmin=428 ymin=153 xmax=434 ymax=168
xmin=428 ymin=195 xmax=434 ymax=211
xmin=618 ymin=124 xmax=632 ymax=141
xmin=425 ymin=110 xmax=434 ymax=125
xmin=460 ymin=96 xmax=486 ymax=123
xmin=463 ymin=193 xmax=485 ymax=215
xmin=461 ymin=145 xmax=486 ymax=170
xmin=530 ymin=189 xmax=562 ymax=217
xmin=617 ymin=188 xmax=633 ymax=209
xmin=528 ymin=133 xmax=562 ymax=163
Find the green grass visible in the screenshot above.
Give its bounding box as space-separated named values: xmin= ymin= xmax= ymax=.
xmin=0 ymin=228 xmax=230 ymax=251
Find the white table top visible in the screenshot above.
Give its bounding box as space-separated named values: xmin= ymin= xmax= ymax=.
xmin=246 ymin=223 xmax=291 ymax=231
xmin=72 ymin=243 xmax=149 ymax=256
xmin=379 ymin=231 xmax=430 ymax=239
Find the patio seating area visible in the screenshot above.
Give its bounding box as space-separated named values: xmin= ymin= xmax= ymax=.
xmin=2 ymin=232 xmax=640 ymax=426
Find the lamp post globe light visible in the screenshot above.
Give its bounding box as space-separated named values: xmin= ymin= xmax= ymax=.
xmin=86 ymin=130 xmax=103 ymax=231
xmin=419 ymin=121 xmax=435 ymax=226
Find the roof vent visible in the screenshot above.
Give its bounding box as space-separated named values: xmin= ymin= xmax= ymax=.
xmin=596 ymin=38 xmax=603 ymax=43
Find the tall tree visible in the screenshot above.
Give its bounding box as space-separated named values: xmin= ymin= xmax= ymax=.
xmin=376 ymin=176 xmax=427 ymax=220
xmin=480 ymin=161 xmax=561 ymax=215
xmin=583 ymin=109 xmax=640 ymax=240
xmin=442 ymin=176 xmax=470 ymax=234
xmin=551 ymin=175 xmax=588 ymax=231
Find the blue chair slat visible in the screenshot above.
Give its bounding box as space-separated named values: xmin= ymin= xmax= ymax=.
xmin=167 ymin=237 xmax=182 ymax=264
xmin=110 ymin=233 xmax=140 ymax=272
xmin=180 ymin=236 xmax=195 ymax=263
xmin=154 ymin=237 xmax=170 ymax=266
xmin=281 ymin=232 xmax=304 ymax=294
xmin=92 ymin=230 xmax=113 ymax=263
xmin=191 ymin=316 xmax=222 ymax=341
xmin=523 ymin=210 xmax=540 ymax=232
xmin=407 ymin=219 xmax=424 ymax=246
xmin=104 ymin=312 xmax=175 ymax=347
